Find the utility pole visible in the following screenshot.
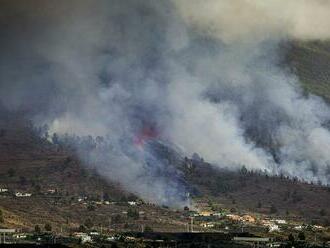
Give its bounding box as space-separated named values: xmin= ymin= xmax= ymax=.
xmin=190 ymin=217 xmax=194 ymax=233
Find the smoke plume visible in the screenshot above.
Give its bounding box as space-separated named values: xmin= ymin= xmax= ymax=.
xmin=174 ymin=0 xmax=330 ymax=43
xmin=0 ymin=0 xmax=330 ymax=206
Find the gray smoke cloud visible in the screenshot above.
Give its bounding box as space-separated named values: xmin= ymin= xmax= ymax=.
xmin=174 ymin=0 xmax=330 ymax=43
xmin=0 ymin=0 xmax=329 ymax=206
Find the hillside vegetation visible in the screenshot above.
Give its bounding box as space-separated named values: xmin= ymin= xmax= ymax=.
xmin=287 ymin=41 xmax=330 ymax=101
xmin=0 ymin=41 xmax=330 ymax=232
xmin=0 ymin=112 xmax=188 ymax=232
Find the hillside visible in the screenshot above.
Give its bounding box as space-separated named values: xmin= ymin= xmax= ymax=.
xmin=1 ymin=109 xmax=329 ymax=235
xmin=150 ymin=140 xmax=330 ymax=226
xmin=0 ymin=111 xmax=190 ymax=233
xmin=0 ymin=41 xmax=330 ymax=234
xmin=287 ymin=41 xmax=330 ymax=101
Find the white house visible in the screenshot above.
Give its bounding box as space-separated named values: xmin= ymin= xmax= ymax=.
xmin=13 ymin=233 xmax=27 ymax=239
xmin=200 ymin=222 xmax=215 ymax=228
xmin=74 ymin=232 xmax=92 ymax=243
xmin=15 ymin=192 xmax=32 ymax=197
xmin=272 ymin=219 xmax=287 ymax=224
xmin=294 ymin=225 xmax=303 ymax=230
xmin=313 ymin=225 xmax=324 ymax=230
xmin=268 ymin=224 xmax=280 ymax=232
xmin=47 ymin=189 xmax=56 ymax=194
xmin=106 ymin=236 xmax=116 ymax=241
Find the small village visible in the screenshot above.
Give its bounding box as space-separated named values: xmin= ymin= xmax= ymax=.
xmin=0 ymin=185 xmax=329 ymax=247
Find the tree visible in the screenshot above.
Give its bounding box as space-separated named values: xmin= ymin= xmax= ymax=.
xmin=78 ymin=225 xmax=86 ymax=232
xmin=257 ymin=201 xmax=262 ymax=208
xmin=240 ymin=165 xmax=248 ymax=175
xmin=298 ymin=231 xmax=306 ymax=241
xmin=52 ymin=133 xmax=59 ymax=145
xmin=127 ymin=208 xmax=139 ymax=220
xmin=112 ymin=214 xmax=122 ymax=224
xmin=7 ymin=168 xmax=15 ymax=177
xmin=288 ymin=233 xmax=295 ymax=243
xmin=320 ymin=209 xmax=327 ymax=216
xmin=127 ymin=194 xmax=138 ymax=201
xmin=270 ymin=204 xmax=277 ymax=214
xmin=0 ymin=129 xmax=5 ymax=137
xmin=34 ymin=225 xmax=41 ymax=233
xmin=111 ymin=243 xmax=118 ymax=248
xmin=144 ymin=226 xmax=153 ymax=233
xmin=0 ymin=209 xmax=4 ymax=223
xmin=44 ymin=223 xmax=52 ymax=232
xmin=85 ymin=218 xmax=93 ymax=229
xmin=87 ymin=204 xmax=96 ymax=211
xmin=230 ymin=208 xmax=236 ymax=213
xmin=19 ymin=176 xmax=27 ymax=185
xmin=192 ymin=153 xmax=201 ymax=161
xmin=34 ymin=184 xmax=41 ymax=193
xmin=103 ymin=192 xmax=110 ymax=201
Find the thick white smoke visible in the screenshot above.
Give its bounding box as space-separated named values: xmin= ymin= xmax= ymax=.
xmin=0 ymin=0 xmax=330 ymax=206
xmin=173 ymin=0 xmax=330 ymax=43
xmin=168 ymin=0 xmax=330 ymax=183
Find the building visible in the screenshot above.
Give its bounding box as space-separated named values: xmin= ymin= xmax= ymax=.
xmin=13 ymin=233 xmax=27 ymax=239
xmin=15 ymin=192 xmax=32 ymax=197
xmin=272 ymin=219 xmax=286 ymax=224
xmin=313 ymin=225 xmax=324 ymax=230
xmin=200 ymin=222 xmax=215 ymax=228
xmin=73 ymin=232 xmax=92 ymax=243
xmin=46 ymin=189 xmax=56 ymax=194
xmin=226 ymin=214 xmax=241 ymax=221
xmin=294 ymin=225 xmax=303 ymax=230
xmin=199 ymin=210 xmax=213 ymax=217
xmin=241 ymin=215 xmax=256 ymax=223
xmin=268 ymin=224 xmax=280 ymax=232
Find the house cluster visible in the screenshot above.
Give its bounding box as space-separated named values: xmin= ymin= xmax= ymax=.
xmin=293 ymin=224 xmax=325 ymax=231
xmin=72 ymin=231 xmax=119 ymax=244
xmin=260 ymin=220 xmax=281 ymax=232
xmin=226 ymin=214 xmax=256 ymax=224
xmin=185 ymin=200 xmax=328 ymax=235
xmin=76 ymin=196 xmax=140 ymax=207
xmin=73 ymin=232 xmax=92 ymax=243
xmin=226 ymin=214 xmax=296 ymax=233
xmin=1 ymin=187 xmax=32 ymax=198
xmin=0 ymin=186 xmax=58 ymax=198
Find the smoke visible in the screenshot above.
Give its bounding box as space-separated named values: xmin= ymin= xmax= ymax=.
xmin=174 ymin=0 xmax=330 ymax=43
xmin=0 ymin=0 xmax=330 ymax=206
